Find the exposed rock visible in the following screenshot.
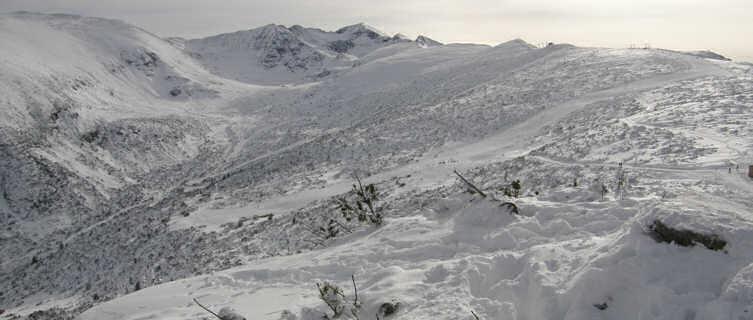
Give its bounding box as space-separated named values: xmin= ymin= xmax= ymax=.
xmin=415 ymin=35 xmax=442 ymax=48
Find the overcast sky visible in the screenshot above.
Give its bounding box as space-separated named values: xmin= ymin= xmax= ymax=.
xmin=2 ymin=0 xmax=752 ymax=61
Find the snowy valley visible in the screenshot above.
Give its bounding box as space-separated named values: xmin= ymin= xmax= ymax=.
xmin=1 ymin=11 xmax=753 ymax=320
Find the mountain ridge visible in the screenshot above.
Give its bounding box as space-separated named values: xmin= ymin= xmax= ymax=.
xmin=182 ymin=21 xmax=454 ymax=84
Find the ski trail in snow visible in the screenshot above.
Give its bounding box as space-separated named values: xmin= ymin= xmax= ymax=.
xmin=529 ymin=155 xmax=726 ymax=173
xmin=177 ymin=57 xmax=730 ymax=230
xmin=444 ymin=57 xmax=731 ymax=165
xmin=717 ymin=169 xmax=753 ymax=194
xmin=621 ymin=116 xmax=745 ymax=167
xmin=63 ymin=202 xmax=149 ymax=244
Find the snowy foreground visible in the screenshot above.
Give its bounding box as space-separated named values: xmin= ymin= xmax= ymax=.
xmin=2 ymin=12 xmax=753 ymax=320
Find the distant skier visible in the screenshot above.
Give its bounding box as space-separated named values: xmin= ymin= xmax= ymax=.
xmin=729 ymin=168 xmax=732 ymax=174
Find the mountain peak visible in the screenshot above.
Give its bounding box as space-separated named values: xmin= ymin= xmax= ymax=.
xmin=392 ymin=33 xmax=410 ymax=41
xmin=494 ymin=38 xmax=536 ymax=50
xmin=416 ymin=35 xmax=443 ymax=48
xmin=257 ymin=23 xmax=288 ymax=33
xmin=335 ymin=23 xmax=389 ymax=39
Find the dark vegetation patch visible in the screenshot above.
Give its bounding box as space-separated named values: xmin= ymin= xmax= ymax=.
xmin=328 ymin=40 xmax=354 ymax=53
xmin=81 ymin=129 xmax=100 ymax=143
xmin=648 ymin=220 xmax=727 ymax=251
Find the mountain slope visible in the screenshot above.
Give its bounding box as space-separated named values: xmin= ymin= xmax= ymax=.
xmin=0 ymin=11 xmax=251 ymax=290
xmin=2 ymin=12 xmax=753 ymax=320
xmin=0 ymin=11 xmax=231 ymax=218
xmin=80 ymin=58 xmax=753 ymax=320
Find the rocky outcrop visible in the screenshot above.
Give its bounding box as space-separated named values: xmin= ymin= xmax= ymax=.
xmin=415 ymin=35 xmax=442 ymax=48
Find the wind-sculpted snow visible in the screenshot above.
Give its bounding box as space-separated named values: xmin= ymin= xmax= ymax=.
xmin=532 ymin=70 xmax=753 ymax=166
xmin=530 ymin=96 xmax=717 ymax=165
xmin=79 ymin=154 xmax=753 ymax=320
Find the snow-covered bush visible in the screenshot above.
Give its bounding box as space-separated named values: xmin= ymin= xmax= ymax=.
xmin=500 ymin=179 xmax=521 ymax=198
xmin=316 ymin=275 xmax=362 ymax=320
xmin=317 ymin=282 xmax=347 ymax=318
xmin=376 ymin=301 xmax=399 ymax=318
xmin=217 ymin=307 xmax=247 ymax=320
xmin=336 ymin=176 xmax=382 ymax=226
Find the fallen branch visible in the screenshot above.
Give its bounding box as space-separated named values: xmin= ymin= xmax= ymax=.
xmin=193 ymin=298 xmax=222 ymax=320
xmin=352 ymin=274 xmax=359 ymax=308
xmin=500 ymin=202 xmax=520 ymax=215
xmin=453 ymin=170 xmax=486 ymax=197
xmin=351 ymin=274 xmax=361 ymax=320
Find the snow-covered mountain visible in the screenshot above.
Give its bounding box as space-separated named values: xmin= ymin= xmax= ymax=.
xmin=2 ymin=11 xmax=753 ymax=320
xmin=184 ymin=22 xmax=418 ymax=84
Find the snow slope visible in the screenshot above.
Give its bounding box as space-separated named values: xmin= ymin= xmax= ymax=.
xmin=81 ymin=48 xmax=753 ymax=320
xmin=2 ymin=11 xmax=753 ymax=320
xmin=0 ymin=12 xmax=241 ymax=242
xmin=0 ymin=12 xmax=261 ymax=304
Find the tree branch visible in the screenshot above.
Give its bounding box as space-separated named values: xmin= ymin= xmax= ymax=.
xmin=193 ymin=298 xmax=223 ymax=320
xmin=454 ymin=170 xmax=487 ymax=197
xmin=352 ymin=274 xmax=359 ymax=306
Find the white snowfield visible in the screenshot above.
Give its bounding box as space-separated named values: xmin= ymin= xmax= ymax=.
xmin=1 ymin=12 xmax=753 ymax=320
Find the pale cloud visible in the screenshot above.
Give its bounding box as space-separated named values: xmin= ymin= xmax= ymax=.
xmin=1 ymin=0 xmax=751 ymax=61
